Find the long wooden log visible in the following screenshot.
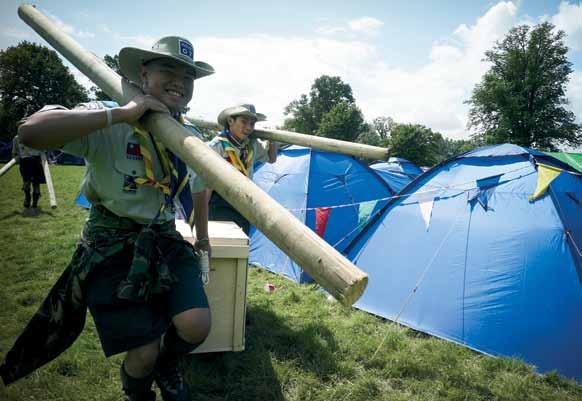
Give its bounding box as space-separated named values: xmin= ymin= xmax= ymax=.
xmin=0 ymin=158 xmax=17 ymax=178
xmin=40 ymin=153 xmax=57 ymax=208
xmin=188 ymin=117 xmax=389 ymax=160
xmin=18 ymin=4 xmax=368 ymax=306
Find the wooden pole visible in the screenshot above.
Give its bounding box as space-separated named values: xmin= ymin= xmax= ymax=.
xmin=18 ymin=4 xmax=368 ymax=306
xmin=40 ymin=153 xmax=57 ymax=208
xmin=187 ymin=117 xmax=389 ymax=161
xmin=0 ymin=158 xmax=17 ymax=178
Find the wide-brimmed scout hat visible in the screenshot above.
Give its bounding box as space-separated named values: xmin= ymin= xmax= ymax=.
xmin=217 ymin=104 xmax=267 ymax=127
xmin=119 ymin=36 xmax=214 ymax=85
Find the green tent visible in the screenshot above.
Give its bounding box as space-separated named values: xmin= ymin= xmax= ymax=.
xmin=546 ymin=152 xmax=582 ymax=173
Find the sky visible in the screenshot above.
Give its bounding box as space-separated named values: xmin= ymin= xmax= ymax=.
xmin=1 ymin=0 xmax=582 ymax=145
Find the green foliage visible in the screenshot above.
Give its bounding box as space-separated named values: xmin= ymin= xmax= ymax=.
xmin=441 ymin=137 xmax=478 ymax=159
xmin=0 ymin=41 xmax=89 ymax=142
xmin=316 ymin=102 xmax=366 ymax=141
xmin=357 ymin=116 xmax=394 ymax=147
xmin=284 ymin=75 xmax=366 ymax=140
xmin=2 ymin=165 xmax=582 ymax=400
xmin=388 ymin=123 xmax=446 ymax=167
xmin=466 ymin=22 xmax=581 ymax=151
xmin=90 ymin=54 xmax=121 ymax=100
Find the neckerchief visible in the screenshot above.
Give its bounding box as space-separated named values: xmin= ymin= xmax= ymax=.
xmin=217 ymin=130 xmax=254 ymax=177
xmin=133 ymin=117 xmax=195 ymax=227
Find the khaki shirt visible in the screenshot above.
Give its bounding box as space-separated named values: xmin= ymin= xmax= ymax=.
xmin=46 ymin=102 xmax=202 ymax=224
xmin=190 ymin=134 xmax=270 ymax=193
xmin=12 ymin=135 xmax=42 ymax=158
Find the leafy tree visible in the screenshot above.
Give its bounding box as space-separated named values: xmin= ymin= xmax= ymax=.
xmin=372 ymin=116 xmax=395 ymax=143
xmin=441 ymin=137 xmax=478 ymax=159
xmin=0 ymin=41 xmax=88 ymax=142
xmin=466 ymin=22 xmax=581 ymax=150
xmin=316 ymin=102 xmax=366 ymax=142
xmin=389 ymin=124 xmax=445 ymax=167
xmin=356 ymin=116 xmax=394 ymax=147
xmin=90 ymin=54 xmax=121 ymax=100
xmin=356 ymin=128 xmax=382 ymax=147
xmin=283 ymin=75 xmax=366 ymax=140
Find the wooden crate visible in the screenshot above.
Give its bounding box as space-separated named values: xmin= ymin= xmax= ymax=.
xmin=175 ymin=219 xmax=249 ymax=353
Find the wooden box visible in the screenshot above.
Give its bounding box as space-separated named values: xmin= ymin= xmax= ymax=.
xmin=175 ymin=219 xmax=249 ymax=353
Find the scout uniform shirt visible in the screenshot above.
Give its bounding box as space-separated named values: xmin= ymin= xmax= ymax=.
xmin=47 ymin=102 xmax=202 ymax=224
xmin=12 ymin=134 xmax=43 ymax=158
xmin=190 ymin=132 xmax=271 ymax=193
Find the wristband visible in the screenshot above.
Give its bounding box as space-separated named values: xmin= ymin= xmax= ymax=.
xmin=105 ymin=108 xmax=112 ymax=127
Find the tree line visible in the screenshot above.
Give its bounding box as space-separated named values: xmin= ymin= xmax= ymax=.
xmin=1 ymin=21 xmax=580 ymax=167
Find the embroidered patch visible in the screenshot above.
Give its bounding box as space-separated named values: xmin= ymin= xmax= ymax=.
xmin=123 ymin=175 xmax=137 ymax=192
xmin=126 ymin=142 xmax=142 ymax=160
xmin=179 ymin=39 xmax=194 ymax=60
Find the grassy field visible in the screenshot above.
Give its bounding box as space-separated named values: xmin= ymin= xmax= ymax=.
xmin=1 ymin=164 xmax=581 ymax=401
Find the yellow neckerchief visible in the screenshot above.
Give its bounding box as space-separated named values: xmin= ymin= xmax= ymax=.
xmin=217 ymin=132 xmax=254 ymax=177
xmin=133 ymin=117 xmax=195 ymax=226
xmin=132 ymin=127 xmax=172 ymax=196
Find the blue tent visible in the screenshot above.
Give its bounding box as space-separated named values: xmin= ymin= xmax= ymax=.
xmin=372 ymin=157 xmax=423 ymax=177
xmin=249 ymin=145 xmax=396 ymax=283
xmin=370 ymin=158 xmax=423 ymax=193
xmin=0 ymin=141 xmax=13 ymax=163
xmin=344 ymin=144 xmax=582 ymax=382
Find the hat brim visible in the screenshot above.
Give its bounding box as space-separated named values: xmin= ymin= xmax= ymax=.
xmin=217 ymin=109 xmax=267 ymax=127
xmin=119 ymin=47 xmax=215 ymax=85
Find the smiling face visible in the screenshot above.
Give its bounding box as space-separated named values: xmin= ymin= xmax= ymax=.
xmin=140 ymin=58 xmax=195 ymax=113
xmin=227 ymin=115 xmax=256 ymax=141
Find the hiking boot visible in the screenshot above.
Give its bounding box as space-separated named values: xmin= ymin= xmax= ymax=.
xmin=124 ymin=392 xmax=156 ymax=401
xmin=154 ymin=358 xmax=190 ymax=401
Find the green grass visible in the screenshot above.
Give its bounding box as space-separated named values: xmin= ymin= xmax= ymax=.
xmin=1 ymin=164 xmax=581 ymax=401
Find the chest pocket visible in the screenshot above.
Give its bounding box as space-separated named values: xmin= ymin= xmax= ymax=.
xmin=114 ymin=159 xmax=146 ymax=193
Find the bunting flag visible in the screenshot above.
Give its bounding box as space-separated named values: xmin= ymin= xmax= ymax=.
xmin=357 ymin=200 xmax=378 ymax=231
xmin=529 ymin=164 xmax=563 ymax=202
xmin=315 ymin=207 xmax=332 ymax=237
xmin=418 ymin=198 xmax=434 ymax=231
xmin=468 ymin=174 xmax=502 ymax=211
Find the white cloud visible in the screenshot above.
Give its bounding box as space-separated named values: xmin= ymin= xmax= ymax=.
xmin=348 ymin=17 xmax=384 ymax=35
xmin=187 ymin=2 xmax=519 ymax=139
xmin=316 ymin=16 xmax=383 ymax=37
xmin=551 ymin=1 xmax=582 ymax=50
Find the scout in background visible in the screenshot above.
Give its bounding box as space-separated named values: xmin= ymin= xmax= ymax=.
xmin=11 ymin=133 xmax=46 ymax=215
xmin=191 ymin=104 xmax=277 ymax=246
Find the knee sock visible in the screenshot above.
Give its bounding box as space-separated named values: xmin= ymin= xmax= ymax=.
xmin=161 ymin=325 xmax=204 ymax=360
xmin=32 ymin=192 xmax=41 ymax=208
xmin=23 ymin=188 xmax=31 ymax=208
xmin=120 ymin=361 xmax=155 ymax=399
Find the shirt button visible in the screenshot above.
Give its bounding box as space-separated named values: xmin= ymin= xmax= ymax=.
xmin=132 ymin=170 xmax=137 ymax=175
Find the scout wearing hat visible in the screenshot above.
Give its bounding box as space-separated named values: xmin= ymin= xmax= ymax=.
xmin=190 ymin=104 xmax=277 ymax=238
xmin=2 ymin=36 xmax=214 ymax=401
